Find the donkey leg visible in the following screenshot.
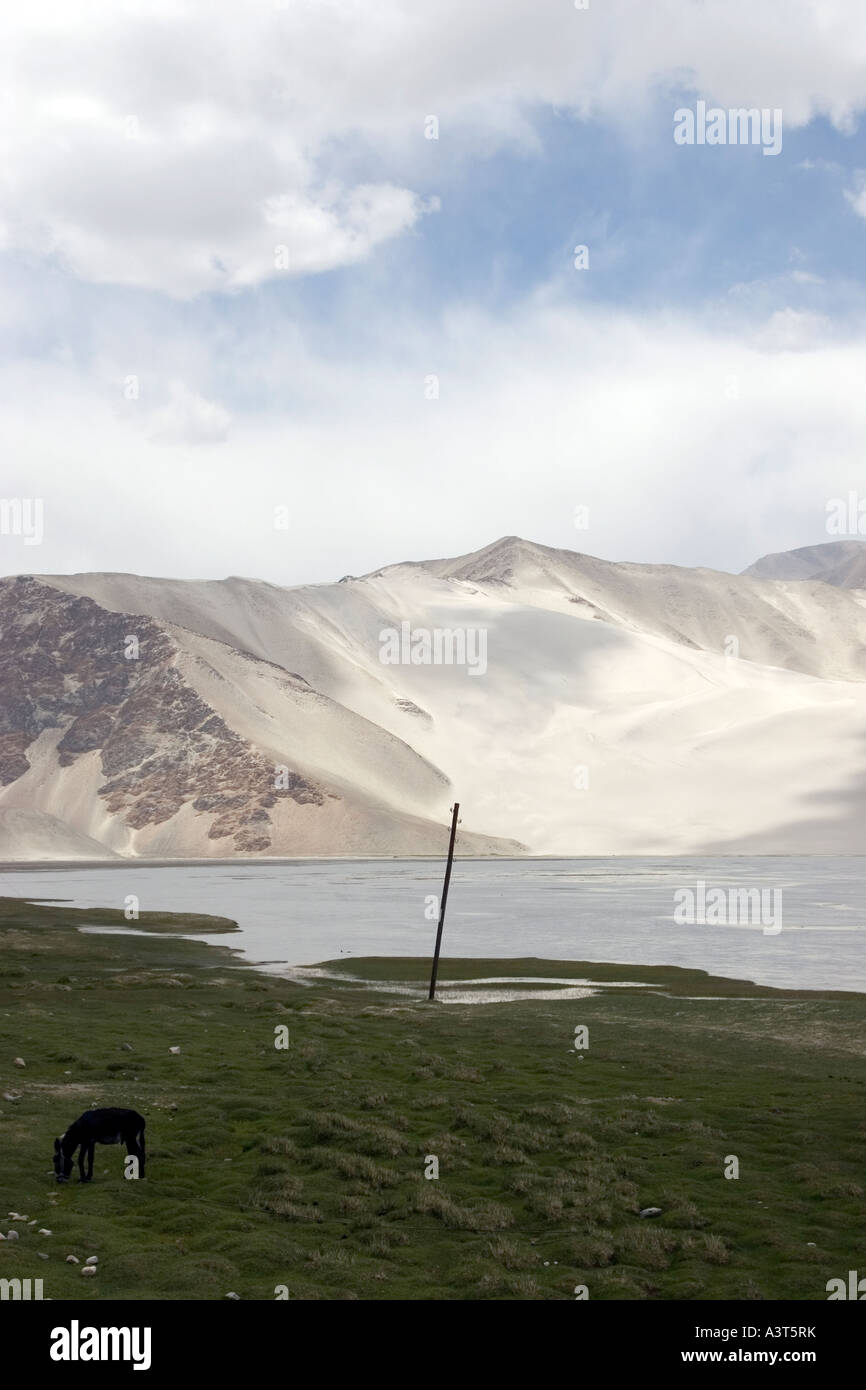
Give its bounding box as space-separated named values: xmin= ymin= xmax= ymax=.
xmin=78 ymin=1146 xmax=88 ymax=1182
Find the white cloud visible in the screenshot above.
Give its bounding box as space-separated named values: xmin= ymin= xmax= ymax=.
xmin=752 ymin=308 xmax=833 ymax=352
xmin=1 ymin=3 xmax=865 ymax=582
xmin=146 ymin=381 xmax=231 ymax=446
xmin=3 ymin=298 xmax=866 ymax=581
xmin=1 ymin=2 xmax=865 ymax=297
xmin=845 ymin=173 xmax=866 ymax=221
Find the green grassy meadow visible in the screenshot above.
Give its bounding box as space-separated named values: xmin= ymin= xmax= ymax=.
xmin=0 ymin=896 xmax=864 ymax=1301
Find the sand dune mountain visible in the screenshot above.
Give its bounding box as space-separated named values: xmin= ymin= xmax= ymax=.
xmin=2 ymin=537 xmax=866 ymax=858
xmin=744 ymin=539 xmax=866 ymax=589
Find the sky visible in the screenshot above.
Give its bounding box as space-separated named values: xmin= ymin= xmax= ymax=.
xmin=2 ymin=0 xmax=866 ymax=585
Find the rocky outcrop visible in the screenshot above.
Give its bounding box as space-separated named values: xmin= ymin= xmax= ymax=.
xmin=0 ymin=577 xmax=330 ymax=853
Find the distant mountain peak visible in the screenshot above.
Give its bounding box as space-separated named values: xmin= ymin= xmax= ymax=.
xmin=744 ymin=539 xmax=866 ymax=588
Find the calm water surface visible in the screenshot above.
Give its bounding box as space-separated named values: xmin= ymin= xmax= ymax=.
xmin=2 ymin=857 xmax=865 ymax=992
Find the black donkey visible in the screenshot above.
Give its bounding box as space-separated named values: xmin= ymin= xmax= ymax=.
xmin=54 ymin=1108 xmax=146 ymax=1182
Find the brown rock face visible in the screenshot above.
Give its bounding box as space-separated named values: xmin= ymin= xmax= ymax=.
xmin=0 ymin=576 xmax=328 ymax=852
xmin=0 ymin=731 xmax=30 ymax=784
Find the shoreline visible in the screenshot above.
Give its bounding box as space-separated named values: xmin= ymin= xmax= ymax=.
xmin=2 ymin=892 xmax=864 ymax=1000
xmin=4 ymin=850 xmax=866 ymax=873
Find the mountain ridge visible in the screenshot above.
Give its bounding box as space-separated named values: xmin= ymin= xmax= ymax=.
xmin=743 ymin=539 xmax=866 ymax=588
xmin=3 ymin=538 xmax=866 ymax=858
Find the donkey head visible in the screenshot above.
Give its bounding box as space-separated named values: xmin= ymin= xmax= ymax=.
xmin=53 ymin=1135 xmax=73 ymax=1181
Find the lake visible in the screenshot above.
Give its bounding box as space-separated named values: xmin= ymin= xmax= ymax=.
xmin=2 ymin=856 xmax=865 ymax=992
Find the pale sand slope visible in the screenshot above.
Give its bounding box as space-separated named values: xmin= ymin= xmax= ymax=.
xmin=0 ymin=808 xmax=122 ymax=860
xmin=30 ymin=536 xmax=866 ymax=855
xmin=0 ymin=588 xmax=518 ymax=859
xmin=744 ymin=539 xmax=866 ymax=589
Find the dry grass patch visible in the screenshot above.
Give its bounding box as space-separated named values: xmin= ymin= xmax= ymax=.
xmin=414 ymin=1187 xmax=514 ymax=1231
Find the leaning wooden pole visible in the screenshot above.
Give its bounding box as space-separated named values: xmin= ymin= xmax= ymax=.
xmin=428 ymin=801 xmax=459 ymax=1000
